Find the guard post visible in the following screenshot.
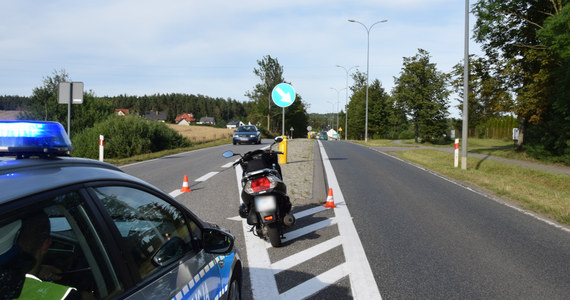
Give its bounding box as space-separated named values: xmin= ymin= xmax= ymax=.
xmin=278 ymin=135 xmax=288 ymax=165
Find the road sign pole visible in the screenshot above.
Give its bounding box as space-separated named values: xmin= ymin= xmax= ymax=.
xmin=271 ymin=83 xmax=296 ymax=137
xmin=68 ymin=83 xmax=72 ymax=138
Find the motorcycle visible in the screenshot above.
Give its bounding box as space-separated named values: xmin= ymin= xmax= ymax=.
xmin=222 ymin=136 xmax=295 ymax=247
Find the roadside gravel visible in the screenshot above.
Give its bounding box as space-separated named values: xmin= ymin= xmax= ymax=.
xmin=280 ymin=139 xmax=326 ymax=206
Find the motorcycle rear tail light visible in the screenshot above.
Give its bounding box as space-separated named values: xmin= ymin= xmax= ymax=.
xmin=251 ymin=177 xmax=270 ymax=193
xmin=264 ymin=215 xmax=274 ymax=221
xmin=245 ymin=176 xmax=276 ymax=193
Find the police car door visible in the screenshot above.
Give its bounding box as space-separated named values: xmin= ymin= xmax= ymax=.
xmin=90 ymin=185 xmax=223 ymax=299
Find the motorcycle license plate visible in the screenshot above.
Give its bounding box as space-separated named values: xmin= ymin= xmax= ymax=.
xmin=255 ymin=195 xmax=276 ymax=212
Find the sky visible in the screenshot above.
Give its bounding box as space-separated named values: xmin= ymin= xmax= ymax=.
xmin=1 ymin=0 xmax=482 ymax=117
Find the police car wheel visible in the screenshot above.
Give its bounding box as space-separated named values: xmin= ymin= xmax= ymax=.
xmin=227 ymin=277 xmax=240 ymax=300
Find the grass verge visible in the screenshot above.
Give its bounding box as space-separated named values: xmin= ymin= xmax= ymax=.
xmin=392 ymin=149 xmax=570 ymax=225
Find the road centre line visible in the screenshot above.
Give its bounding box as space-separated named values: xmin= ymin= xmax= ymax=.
xmin=318 ymin=140 xmax=383 ymax=299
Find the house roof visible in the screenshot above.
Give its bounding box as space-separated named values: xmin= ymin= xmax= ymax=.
xmin=115 ymin=109 xmax=129 ymax=115
xmin=227 ymin=120 xmax=242 ymax=125
xmin=175 ymin=113 xmax=196 ymax=123
xmin=199 ymin=117 xmax=215 ymax=122
xmin=144 ymin=111 xmax=167 ymax=121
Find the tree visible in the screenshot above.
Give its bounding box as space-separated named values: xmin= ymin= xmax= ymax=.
xmin=473 ymin=0 xmax=564 ymax=147
xmin=245 ymin=55 xmax=285 ymax=132
xmin=345 ymin=71 xmax=398 ymax=139
xmin=23 ymin=69 xmax=70 ymax=122
xmin=450 ymin=54 xmax=513 ymax=129
xmin=392 ymin=49 xmax=450 ymax=143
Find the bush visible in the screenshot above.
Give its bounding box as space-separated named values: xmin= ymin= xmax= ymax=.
xmin=71 ymin=115 xmax=191 ymax=159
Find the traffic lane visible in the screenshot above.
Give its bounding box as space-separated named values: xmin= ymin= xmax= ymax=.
xmin=120 ymin=140 xmax=271 ymax=193
xmin=322 ymin=141 xmax=570 ymax=299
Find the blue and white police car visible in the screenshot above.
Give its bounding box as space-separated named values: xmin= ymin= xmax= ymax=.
xmin=0 ymin=121 xmax=242 ymax=300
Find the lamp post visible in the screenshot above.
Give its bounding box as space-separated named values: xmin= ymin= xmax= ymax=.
xmin=461 ymin=0 xmax=469 ymax=170
xmin=348 ymin=19 xmax=387 ymax=143
xmin=336 ymin=65 xmax=358 ymax=140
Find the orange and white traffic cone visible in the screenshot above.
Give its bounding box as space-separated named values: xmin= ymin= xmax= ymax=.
xmin=323 ymin=188 xmax=336 ymax=208
xmin=180 ymin=175 xmax=191 ymax=192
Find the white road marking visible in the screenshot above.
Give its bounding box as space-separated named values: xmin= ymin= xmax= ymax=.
xmin=169 ymin=190 xmax=183 ymax=198
xmin=318 ymin=140 xmax=383 ymax=299
xmin=276 ymin=218 xmax=337 ymax=246
xmin=293 ymin=205 xmax=327 ymax=219
xmin=279 ymin=264 xmax=349 ymax=299
xmin=222 ymin=162 xmax=235 ymax=168
xmin=271 ymin=236 xmax=342 ymax=275
xmin=195 ymin=171 xmax=218 ymax=182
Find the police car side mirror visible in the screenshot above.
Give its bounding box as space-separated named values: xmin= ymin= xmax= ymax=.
xmin=202 ymin=228 xmax=234 ymax=254
xmin=151 ymin=236 xmax=187 ymax=267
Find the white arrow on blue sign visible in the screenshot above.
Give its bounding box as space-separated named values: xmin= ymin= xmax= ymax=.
xmin=271 ymin=83 xmax=296 ymax=108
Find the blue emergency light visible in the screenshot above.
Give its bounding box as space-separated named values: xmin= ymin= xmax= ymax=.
xmin=0 ymin=121 xmax=73 ymax=157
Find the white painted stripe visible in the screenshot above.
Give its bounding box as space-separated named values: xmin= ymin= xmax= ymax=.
xmin=277 ymin=218 xmax=337 ymax=246
xmin=318 ymin=140 xmax=383 ymax=299
xmin=195 ymin=171 xmax=218 ymax=182
xmin=170 ymin=190 xmax=183 ymax=198
xmin=279 ymin=264 xmax=349 ymax=299
xmin=222 ymin=162 xmax=235 ymax=168
xmin=234 ymin=165 xmax=280 ymax=299
xmin=271 ymin=236 xmax=342 ymax=275
xmin=293 ymin=205 xmax=327 ymax=220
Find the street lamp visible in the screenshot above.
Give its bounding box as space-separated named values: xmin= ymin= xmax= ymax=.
xmin=330 ymin=87 xmax=345 ymax=134
xmin=336 ymin=64 xmax=358 ymax=140
xmin=349 ymin=19 xmax=387 ymax=142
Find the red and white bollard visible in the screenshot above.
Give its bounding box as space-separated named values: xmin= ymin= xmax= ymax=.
xmin=99 ymin=135 xmax=104 ymax=162
xmin=454 ymin=138 xmax=459 ymax=168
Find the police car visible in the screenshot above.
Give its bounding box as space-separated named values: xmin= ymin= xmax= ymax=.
xmin=0 ymin=121 xmax=242 ymax=300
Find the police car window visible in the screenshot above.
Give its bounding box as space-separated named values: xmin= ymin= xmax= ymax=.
xmin=92 ymin=186 xmax=194 ymax=280
xmin=0 ymin=192 xmax=123 ymax=300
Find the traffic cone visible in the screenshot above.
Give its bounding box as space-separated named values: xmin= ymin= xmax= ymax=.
xmin=180 ymin=175 xmax=191 ymax=192
xmin=323 ymin=188 xmax=336 ymax=208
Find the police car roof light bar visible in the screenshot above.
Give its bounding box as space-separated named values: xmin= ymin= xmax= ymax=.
xmin=0 ymin=121 xmax=73 ymax=157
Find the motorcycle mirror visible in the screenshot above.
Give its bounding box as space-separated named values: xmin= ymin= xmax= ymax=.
xmin=222 ymin=151 xmax=235 ymax=158
xmin=274 ymin=136 xmax=283 ymax=143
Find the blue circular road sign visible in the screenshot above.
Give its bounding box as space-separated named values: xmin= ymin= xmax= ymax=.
xmin=271 ymin=83 xmax=296 ymax=108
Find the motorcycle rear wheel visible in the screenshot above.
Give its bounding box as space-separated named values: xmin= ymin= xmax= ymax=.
xmin=267 ymin=223 xmax=281 ymax=247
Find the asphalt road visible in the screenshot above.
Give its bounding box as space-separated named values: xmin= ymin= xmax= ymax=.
xmin=322 ymin=140 xmax=570 ymax=299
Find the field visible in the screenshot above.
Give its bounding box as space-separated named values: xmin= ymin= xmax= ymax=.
xmin=167 ymin=124 xmax=234 ymax=142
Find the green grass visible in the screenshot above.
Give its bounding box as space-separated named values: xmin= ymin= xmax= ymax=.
xmin=393 ymin=149 xmax=570 ymax=225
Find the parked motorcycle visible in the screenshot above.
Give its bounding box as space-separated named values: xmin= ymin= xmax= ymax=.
xmin=222 ymin=136 xmax=295 ymax=247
